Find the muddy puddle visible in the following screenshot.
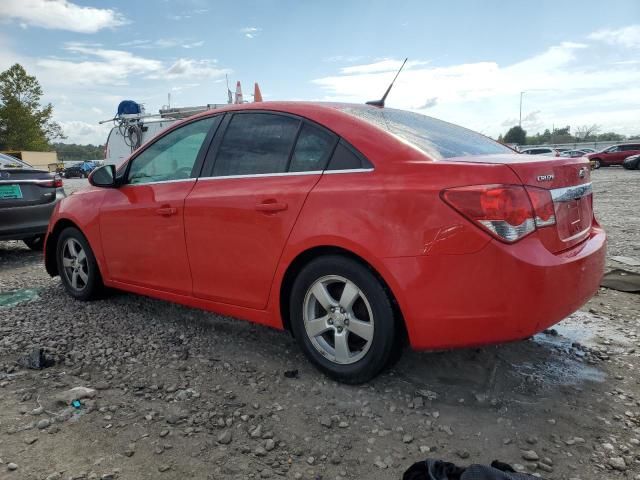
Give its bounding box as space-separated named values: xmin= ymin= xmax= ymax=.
xmin=393 ymin=310 xmax=612 ymax=402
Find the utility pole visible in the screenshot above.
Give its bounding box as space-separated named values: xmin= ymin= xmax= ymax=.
xmin=519 ymin=91 xmax=525 ymax=127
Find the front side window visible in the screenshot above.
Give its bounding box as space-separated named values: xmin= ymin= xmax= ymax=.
xmin=128 ymin=117 xmax=218 ymax=184
xmin=213 ymin=113 xmax=300 ymax=176
xmin=289 ymin=123 xmax=338 ymax=172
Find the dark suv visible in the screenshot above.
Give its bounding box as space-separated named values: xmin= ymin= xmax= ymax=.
xmin=0 ymin=153 xmax=66 ymax=250
xmin=587 ymin=143 xmax=640 ymax=169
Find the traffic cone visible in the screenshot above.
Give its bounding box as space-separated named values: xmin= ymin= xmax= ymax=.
xmin=254 ymin=83 xmax=263 ymax=102
xmin=235 ymin=81 xmax=243 ymax=104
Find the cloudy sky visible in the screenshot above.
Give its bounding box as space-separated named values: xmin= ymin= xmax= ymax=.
xmin=0 ymin=0 xmax=639 ymax=145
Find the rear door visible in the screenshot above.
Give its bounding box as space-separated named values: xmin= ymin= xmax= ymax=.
xmin=184 ymin=112 xmax=338 ymax=309
xmin=621 ymin=144 xmax=640 ymax=162
xmin=99 ymin=116 xmax=219 ymax=294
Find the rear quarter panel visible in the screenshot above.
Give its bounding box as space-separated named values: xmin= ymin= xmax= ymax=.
xmin=267 ymin=161 xmax=523 ymax=327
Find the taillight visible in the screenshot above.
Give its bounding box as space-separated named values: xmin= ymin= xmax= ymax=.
xmin=525 ymin=187 xmax=556 ymax=228
xmin=442 ymin=184 xmax=557 ymax=243
xmin=38 ymin=175 xmax=63 ymax=188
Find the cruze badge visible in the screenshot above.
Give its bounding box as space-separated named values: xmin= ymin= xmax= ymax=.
xmin=578 ymin=168 xmax=587 ymax=178
xmin=537 ymin=174 xmax=554 ymax=182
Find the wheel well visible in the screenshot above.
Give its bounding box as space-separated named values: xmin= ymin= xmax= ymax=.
xmin=45 ymin=219 xmax=79 ymax=277
xmin=279 ymin=246 xmax=408 ymax=343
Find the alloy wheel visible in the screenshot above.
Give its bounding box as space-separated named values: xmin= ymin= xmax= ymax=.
xmin=61 ymin=238 xmax=89 ymax=291
xmin=303 ymin=275 xmax=375 ymax=365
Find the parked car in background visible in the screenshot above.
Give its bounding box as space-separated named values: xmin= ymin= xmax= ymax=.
xmin=560 ymin=149 xmax=590 ymax=158
xmin=586 ymin=143 xmax=640 ymax=169
xmin=579 ymin=148 xmax=595 ymax=153
xmin=0 ymin=152 xmax=65 ymax=250
xmin=520 ymin=147 xmax=560 ymax=156
xmin=44 ymin=102 xmax=605 ymax=383
xmin=623 ymin=154 xmax=640 ymax=170
xmin=63 ymin=161 xmax=98 ymax=178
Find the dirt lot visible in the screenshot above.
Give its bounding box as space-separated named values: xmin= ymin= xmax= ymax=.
xmin=0 ymin=170 xmax=638 ymax=480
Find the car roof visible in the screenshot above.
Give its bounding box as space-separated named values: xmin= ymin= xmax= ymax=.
xmin=183 ymin=101 xmax=433 ymax=166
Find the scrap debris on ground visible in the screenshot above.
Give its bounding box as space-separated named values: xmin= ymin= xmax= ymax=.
xmin=0 ymin=171 xmax=639 ymax=480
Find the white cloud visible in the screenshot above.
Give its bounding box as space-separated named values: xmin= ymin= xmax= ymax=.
xmin=36 ymin=43 xmax=163 ymax=86
xmin=58 ymin=121 xmax=111 ymax=147
xmin=313 ymin=39 xmax=640 ymax=137
xmin=164 ymin=59 xmax=229 ymax=79
xmin=0 ymin=0 xmax=127 ymax=33
xmin=340 ymin=59 xmax=427 ymax=75
xmin=119 ymin=38 xmax=204 ymax=49
xmin=589 ymin=24 xmax=640 ymax=49
xmin=417 ymin=97 xmax=438 ymax=109
xmin=240 ymin=27 xmax=261 ymax=39
xmin=0 ymin=36 xmax=233 ymax=144
xmin=182 ymin=41 xmax=204 ymax=49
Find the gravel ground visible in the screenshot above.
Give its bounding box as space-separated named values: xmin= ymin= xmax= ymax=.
xmin=0 ymin=169 xmax=639 ymax=480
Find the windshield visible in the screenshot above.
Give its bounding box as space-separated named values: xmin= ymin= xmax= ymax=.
xmin=0 ymin=153 xmax=32 ymax=169
xmin=338 ymin=106 xmax=512 ymax=160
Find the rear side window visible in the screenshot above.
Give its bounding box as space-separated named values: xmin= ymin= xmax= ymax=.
xmin=289 ymin=123 xmax=337 ymax=172
xmin=327 ymin=140 xmax=372 ymax=170
xmin=213 ymin=113 xmax=300 ymax=176
xmin=338 ymin=106 xmax=511 ymax=160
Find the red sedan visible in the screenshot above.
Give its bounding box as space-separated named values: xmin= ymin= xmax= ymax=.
xmin=44 ymin=102 xmax=606 ymax=383
xmin=586 ymin=143 xmax=640 ymax=169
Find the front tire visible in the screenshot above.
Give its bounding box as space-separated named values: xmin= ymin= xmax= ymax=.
xmin=290 ymin=255 xmax=397 ymax=384
xmin=56 ymin=227 xmax=103 ymax=301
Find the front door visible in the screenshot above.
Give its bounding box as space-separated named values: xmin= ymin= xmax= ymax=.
xmin=184 ymin=113 xmax=338 ymax=309
xmin=99 ymin=116 xmax=219 ymax=294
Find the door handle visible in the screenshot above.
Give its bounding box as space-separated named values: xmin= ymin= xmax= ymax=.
xmin=255 ymin=201 xmax=288 ymax=213
xmin=156 ymin=206 xmax=177 ymax=216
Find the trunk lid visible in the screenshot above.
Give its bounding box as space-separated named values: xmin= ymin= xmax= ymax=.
xmin=447 ymin=154 xmax=593 ymax=253
xmin=0 ymin=168 xmax=59 ymax=209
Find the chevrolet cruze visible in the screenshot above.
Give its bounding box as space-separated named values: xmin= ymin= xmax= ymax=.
xmin=44 ymin=102 xmax=606 ymax=383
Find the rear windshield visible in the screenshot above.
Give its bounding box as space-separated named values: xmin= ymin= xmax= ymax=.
xmin=338 ymin=106 xmax=512 ymax=160
xmin=0 ymin=153 xmax=31 ymax=169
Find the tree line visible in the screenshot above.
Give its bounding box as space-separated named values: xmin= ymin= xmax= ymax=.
xmin=52 ymin=143 xmax=104 ymax=161
xmin=499 ymin=124 xmax=640 ymax=146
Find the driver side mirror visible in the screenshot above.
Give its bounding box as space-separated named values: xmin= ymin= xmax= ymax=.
xmin=88 ymin=164 xmax=117 ymax=188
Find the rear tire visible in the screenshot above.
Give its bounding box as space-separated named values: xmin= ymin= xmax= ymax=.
xmin=23 ymin=236 xmax=44 ymax=251
xmin=56 ymin=227 xmax=103 ymax=301
xmin=289 ymin=255 xmax=398 ymax=384
xmin=592 ymin=159 xmax=601 ymax=169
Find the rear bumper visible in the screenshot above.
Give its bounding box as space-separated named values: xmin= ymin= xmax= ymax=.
xmin=383 ymin=226 xmax=607 ymax=350
xmin=0 ymin=188 xmax=65 ymax=241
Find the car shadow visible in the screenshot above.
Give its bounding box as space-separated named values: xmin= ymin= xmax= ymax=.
xmin=0 ymin=241 xmax=43 ymax=271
